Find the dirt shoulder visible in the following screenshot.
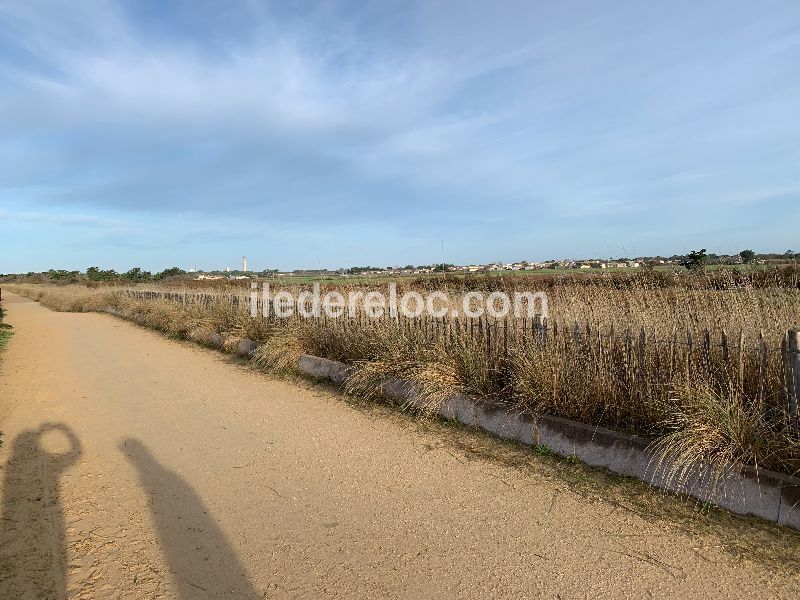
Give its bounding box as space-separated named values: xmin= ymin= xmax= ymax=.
xmin=0 ymin=292 xmax=799 ymax=599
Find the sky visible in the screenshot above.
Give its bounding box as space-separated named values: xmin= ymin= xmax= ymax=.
xmin=1 ymin=0 xmax=799 ymax=273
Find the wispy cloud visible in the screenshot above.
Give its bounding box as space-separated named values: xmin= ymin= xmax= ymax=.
xmin=1 ymin=0 xmax=799 ymax=271
xmin=0 ymin=208 xmax=122 ymax=227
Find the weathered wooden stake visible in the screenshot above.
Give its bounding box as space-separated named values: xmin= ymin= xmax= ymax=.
xmin=721 ymin=329 xmax=730 ymax=369
xmin=737 ymin=330 xmax=745 ymax=395
xmin=625 ymin=325 xmax=633 ymax=375
xmin=670 ymin=327 xmax=678 ymax=379
xmin=534 ymin=314 xmax=544 ymax=346
xmin=758 ymin=330 xmax=767 ymax=410
xmin=542 ymin=317 xmax=548 ymax=348
xmin=787 ymin=329 xmax=800 ymax=426
xmin=637 ymin=326 xmax=647 ymax=398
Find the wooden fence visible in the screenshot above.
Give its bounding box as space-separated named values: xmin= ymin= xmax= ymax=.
xmin=118 ymin=289 xmax=800 ymax=424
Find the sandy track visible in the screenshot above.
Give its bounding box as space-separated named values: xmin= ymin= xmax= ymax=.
xmin=0 ymin=293 xmax=798 ymax=599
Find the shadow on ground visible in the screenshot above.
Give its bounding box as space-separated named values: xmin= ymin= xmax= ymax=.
xmin=0 ymin=423 xmax=81 ymax=598
xmin=120 ymin=438 xmax=260 ymax=599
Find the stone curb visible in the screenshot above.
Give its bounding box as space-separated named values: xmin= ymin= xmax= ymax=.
xmin=101 ymin=309 xmax=259 ymax=358
xmin=296 ymin=353 xmax=800 ymax=530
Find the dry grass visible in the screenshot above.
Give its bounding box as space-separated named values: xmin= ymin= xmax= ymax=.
xmin=10 ymin=284 xmax=112 ymax=312
xmin=8 ymin=284 xmax=271 ymax=346
xmin=651 ymin=383 xmax=800 ymax=488
xmin=8 ymin=272 xmax=800 ymax=485
xmin=342 ymin=324 xmax=503 ymax=411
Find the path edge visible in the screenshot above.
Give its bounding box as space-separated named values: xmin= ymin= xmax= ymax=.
xmin=96 ymin=311 xmax=800 ymax=531
xmin=295 ymin=352 xmax=800 ymax=531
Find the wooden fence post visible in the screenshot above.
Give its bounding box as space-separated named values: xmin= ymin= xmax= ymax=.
xmin=787 ymin=329 xmax=800 ymax=426
xmin=542 ymin=317 xmax=549 ymax=348
xmin=758 ymin=330 xmax=767 ymax=411
xmin=637 ymin=326 xmax=647 ymax=399
xmin=669 ymin=326 xmax=677 ymax=378
xmin=625 ymin=325 xmax=633 ymax=371
xmin=721 ymin=329 xmax=730 ymax=369
xmin=533 ymin=314 xmax=543 ymax=346
xmin=737 ymin=329 xmax=745 ymax=396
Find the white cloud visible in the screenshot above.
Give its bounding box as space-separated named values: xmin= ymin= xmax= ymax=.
xmin=0 ymin=208 xmax=122 ymax=227
xmin=0 ymin=0 xmax=799 ymax=267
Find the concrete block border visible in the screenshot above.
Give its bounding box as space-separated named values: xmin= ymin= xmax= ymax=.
xmin=296 ymin=353 xmax=800 ymax=531
xmin=101 ymin=308 xmax=259 ymax=358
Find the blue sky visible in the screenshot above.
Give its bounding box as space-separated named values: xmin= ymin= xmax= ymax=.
xmin=1 ymin=0 xmax=799 ymax=273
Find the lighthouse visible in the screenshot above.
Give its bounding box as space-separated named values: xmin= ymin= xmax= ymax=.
xmin=242 ymin=256 xmax=247 ymax=272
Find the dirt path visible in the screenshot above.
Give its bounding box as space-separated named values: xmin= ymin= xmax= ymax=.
xmin=0 ymin=293 xmax=798 ymax=599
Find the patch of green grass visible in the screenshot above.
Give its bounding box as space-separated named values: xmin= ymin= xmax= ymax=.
xmin=606 ymin=471 xmax=639 ymax=485
xmin=0 ymin=328 xmax=11 ymax=350
xmin=535 ymin=444 xmax=552 ymax=456
xmin=0 ymin=306 xmax=11 ymax=350
xmin=0 ymin=304 xmax=10 ymax=450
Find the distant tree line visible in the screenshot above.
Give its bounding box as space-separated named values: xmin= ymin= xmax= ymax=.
xmin=679 ymin=248 xmax=790 ymax=272
xmin=1 ymin=250 xmax=796 ymax=282
xmin=0 ymin=266 xmax=187 ymax=283
xmin=345 ymin=263 xmax=454 ymax=274
xmin=86 ymin=266 xmax=187 ymax=281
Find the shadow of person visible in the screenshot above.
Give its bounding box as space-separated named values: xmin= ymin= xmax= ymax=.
xmin=0 ymin=423 xmax=82 ymax=599
xmin=119 ymin=438 xmax=260 ymax=599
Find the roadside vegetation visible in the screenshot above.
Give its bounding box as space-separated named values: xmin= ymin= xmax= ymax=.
xmin=0 ymin=297 xmax=11 ymax=448
xmin=7 ymin=266 xmax=800 ymax=490
xmin=0 ymin=300 xmax=11 ymax=352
